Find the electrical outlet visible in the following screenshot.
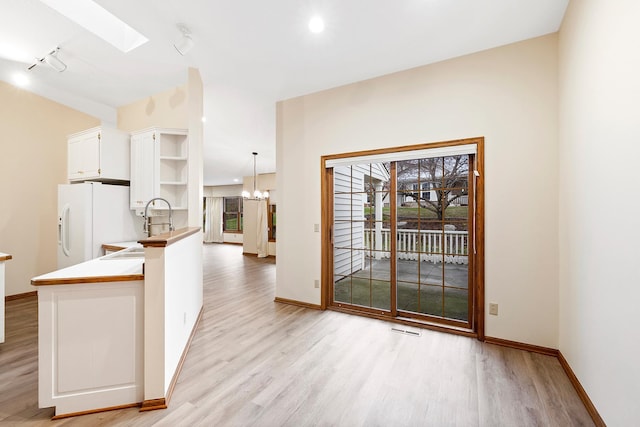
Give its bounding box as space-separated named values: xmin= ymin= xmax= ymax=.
xmin=314 ymin=279 xmax=320 ymax=288
xmin=314 ymin=223 xmax=320 ymax=232
xmin=489 ymin=303 xmax=498 ymax=316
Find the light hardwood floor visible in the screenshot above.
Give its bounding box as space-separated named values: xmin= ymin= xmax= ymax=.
xmin=0 ymin=243 xmax=594 ymax=426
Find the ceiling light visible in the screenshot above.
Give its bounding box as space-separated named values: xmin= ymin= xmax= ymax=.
xmin=201 ymin=116 xmax=207 ymax=123
xmin=11 ymin=72 xmax=30 ymax=87
xmin=242 ymin=152 xmax=269 ymax=200
xmin=308 ymin=16 xmax=325 ymax=33
xmin=28 ymin=47 xmax=67 ymax=72
xmin=0 ymin=44 xmax=32 ymax=63
xmin=43 ymin=48 xmax=67 ymax=72
xmin=174 ymin=24 xmax=194 ymax=56
xmin=38 ymin=0 xmax=148 ymax=53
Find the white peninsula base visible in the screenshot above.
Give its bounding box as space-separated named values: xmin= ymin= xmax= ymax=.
xmin=32 ymin=227 xmax=202 ymax=419
xmin=37 ymin=280 xmax=144 ymax=417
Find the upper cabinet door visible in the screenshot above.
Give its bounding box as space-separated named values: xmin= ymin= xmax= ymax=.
xmin=130 ymin=131 xmax=157 ymax=210
xmin=67 ymin=126 xmax=130 ymax=182
xmin=68 ymin=131 xmax=100 ymax=181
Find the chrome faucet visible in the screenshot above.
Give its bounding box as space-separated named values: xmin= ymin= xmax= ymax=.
xmin=143 ymin=198 xmax=174 ymax=237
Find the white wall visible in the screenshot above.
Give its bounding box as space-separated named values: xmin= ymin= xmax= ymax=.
xmin=558 ymin=1 xmax=640 ymax=425
xmin=243 ymin=172 xmax=276 ymax=196
xmin=143 ymin=230 xmax=203 ymax=399
xmin=163 ymin=231 xmax=203 ymax=392
xmin=276 ymin=34 xmax=559 ymax=347
xmin=204 ymin=184 xmax=243 ymax=198
xmin=0 ymin=81 xmax=100 ymax=296
xmin=187 ymin=68 xmax=204 ymax=228
xmin=223 ymin=233 xmax=243 ymax=245
xmin=117 ymin=84 xmax=188 ymax=132
xmin=117 ymin=68 xmax=203 ymax=230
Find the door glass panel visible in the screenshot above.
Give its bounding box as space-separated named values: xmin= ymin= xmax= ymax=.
xmin=419 ymin=284 xmax=444 ymax=317
xmin=395 ymin=154 xmax=471 ymax=323
xmin=333 ymin=275 xmax=352 ymax=304
xmin=333 ymin=162 xmax=391 ymax=311
xmin=444 ymin=287 xmax=468 ymax=321
xmin=397 ymin=280 xmax=419 ymax=312
xmin=443 ymin=260 xmax=468 ymax=289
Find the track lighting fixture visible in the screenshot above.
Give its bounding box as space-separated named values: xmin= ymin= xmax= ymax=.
xmin=174 ymin=24 xmax=194 ymax=55
xmin=28 ymin=47 xmax=67 ymax=72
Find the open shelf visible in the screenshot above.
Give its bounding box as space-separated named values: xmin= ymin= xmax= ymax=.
xmin=130 ymin=128 xmax=189 ymax=214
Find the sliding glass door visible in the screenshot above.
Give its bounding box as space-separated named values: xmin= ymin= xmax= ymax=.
xmin=324 ymin=139 xmax=483 ymax=333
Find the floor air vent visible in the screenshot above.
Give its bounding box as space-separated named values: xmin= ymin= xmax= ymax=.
xmin=391 ymin=327 xmax=421 ymax=337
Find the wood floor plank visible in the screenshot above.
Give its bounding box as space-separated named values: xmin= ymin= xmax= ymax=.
xmin=0 ymin=243 xmax=595 ymax=426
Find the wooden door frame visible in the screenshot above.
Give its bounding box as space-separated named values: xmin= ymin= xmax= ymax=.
xmin=321 ymin=137 xmax=485 ymax=340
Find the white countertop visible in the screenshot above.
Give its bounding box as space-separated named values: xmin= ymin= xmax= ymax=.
xmin=31 ymin=250 xmax=144 ymax=286
xmin=102 ymin=241 xmax=141 ymax=250
xmin=32 ymin=228 xmax=200 ymax=287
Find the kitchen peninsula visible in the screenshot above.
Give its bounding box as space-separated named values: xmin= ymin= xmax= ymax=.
xmin=31 ymin=227 xmax=202 ymax=419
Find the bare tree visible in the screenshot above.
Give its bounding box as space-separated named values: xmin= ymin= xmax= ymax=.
xmin=397 ymin=156 xmax=469 ymax=220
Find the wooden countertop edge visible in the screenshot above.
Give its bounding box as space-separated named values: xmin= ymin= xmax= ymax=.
xmin=138 ymin=227 xmax=201 ymax=248
xmin=0 ymin=254 xmax=12 ymax=261
xmin=31 ymin=274 xmax=144 ymax=286
xmin=102 ymin=244 xmax=129 ymax=252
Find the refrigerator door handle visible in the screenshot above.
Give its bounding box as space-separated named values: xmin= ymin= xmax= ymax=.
xmin=59 ymin=204 xmax=71 ymax=257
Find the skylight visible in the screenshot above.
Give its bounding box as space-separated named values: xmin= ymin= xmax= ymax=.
xmin=38 ymin=0 xmax=148 ymax=53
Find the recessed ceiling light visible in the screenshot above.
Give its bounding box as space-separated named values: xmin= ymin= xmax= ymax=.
xmin=308 ymin=16 xmax=325 ymax=34
xmin=201 ymin=116 xmax=207 ymax=123
xmin=12 ymin=72 xmax=30 ymax=88
xmin=38 ymin=0 xmax=148 ymax=53
xmin=233 ymin=178 xmax=239 ymax=183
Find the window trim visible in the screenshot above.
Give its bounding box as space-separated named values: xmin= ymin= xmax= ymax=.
xmin=268 ymin=203 xmax=276 ymax=242
xmin=223 ymin=196 xmax=243 ymax=233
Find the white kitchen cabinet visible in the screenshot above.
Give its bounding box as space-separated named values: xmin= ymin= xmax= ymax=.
xmin=130 ymin=128 xmax=188 ymax=211
xmin=68 ymin=126 xmax=130 ymax=182
xmin=36 ymin=280 xmax=144 ymax=417
xmin=130 ymin=131 xmax=156 ymax=210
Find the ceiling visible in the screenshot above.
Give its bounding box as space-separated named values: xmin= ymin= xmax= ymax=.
xmin=0 ymin=0 xmax=569 ymax=186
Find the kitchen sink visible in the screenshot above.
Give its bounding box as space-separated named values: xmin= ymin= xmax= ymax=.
xmin=101 ymin=246 xmax=145 ymax=260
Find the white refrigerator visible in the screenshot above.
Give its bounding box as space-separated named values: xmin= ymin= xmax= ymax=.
xmin=58 ymin=182 xmax=141 ymax=269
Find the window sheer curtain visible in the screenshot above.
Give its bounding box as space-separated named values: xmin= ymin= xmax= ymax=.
xmin=256 ymin=199 xmax=268 ymax=257
xmin=204 ymin=197 xmax=223 ymax=243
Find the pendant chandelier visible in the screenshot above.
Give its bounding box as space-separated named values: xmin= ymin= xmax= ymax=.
xmin=242 ymin=152 xmax=269 ymax=200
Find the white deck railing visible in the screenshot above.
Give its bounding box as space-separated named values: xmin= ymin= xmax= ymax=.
xmin=364 ymin=228 xmax=469 ymax=264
